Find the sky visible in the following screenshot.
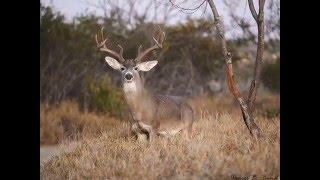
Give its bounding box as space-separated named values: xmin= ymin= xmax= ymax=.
xmin=41 ymin=0 xmax=261 ymax=38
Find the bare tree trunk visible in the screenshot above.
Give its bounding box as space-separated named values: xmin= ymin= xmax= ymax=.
xmin=207 ymin=0 xmax=262 ymax=138
xmin=247 ymin=0 xmax=266 ymax=112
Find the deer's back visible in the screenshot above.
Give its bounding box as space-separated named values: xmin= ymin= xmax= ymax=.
xmin=152 ymin=94 xmax=193 ymax=122
xmin=149 ymin=94 xmax=194 ymax=132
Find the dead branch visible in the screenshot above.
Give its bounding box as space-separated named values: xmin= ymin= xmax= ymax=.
xmin=169 ymin=0 xmax=207 ymax=14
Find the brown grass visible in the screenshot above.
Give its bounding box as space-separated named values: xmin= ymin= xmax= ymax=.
xmin=40 ymin=101 xmax=120 ymax=145
xmin=40 ymin=93 xmax=279 ymax=179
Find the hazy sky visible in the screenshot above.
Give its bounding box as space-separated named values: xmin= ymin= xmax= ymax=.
xmin=41 ymin=0 xmax=260 ymax=38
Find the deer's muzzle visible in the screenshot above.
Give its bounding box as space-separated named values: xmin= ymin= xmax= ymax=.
xmin=125 ymin=73 xmax=133 ymax=81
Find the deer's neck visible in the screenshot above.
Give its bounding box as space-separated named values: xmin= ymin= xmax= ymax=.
xmin=123 ymin=80 xmax=156 ymax=123
xmin=123 ymin=80 xmax=149 ymax=109
xmin=123 ymin=81 xmax=141 ymax=98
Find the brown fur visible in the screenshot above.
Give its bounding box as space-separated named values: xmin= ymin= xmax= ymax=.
xmin=119 ymin=59 xmax=194 ymax=141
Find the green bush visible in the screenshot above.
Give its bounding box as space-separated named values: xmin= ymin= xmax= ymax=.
xmin=261 ymin=108 xmax=280 ymax=119
xmin=88 ymin=75 xmax=126 ymax=119
xmin=261 ymin=60 xmax=280 ymax=92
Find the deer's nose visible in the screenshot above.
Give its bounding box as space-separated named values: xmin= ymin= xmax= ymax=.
xmin=125 ymin=73 xmax=133 ymax=80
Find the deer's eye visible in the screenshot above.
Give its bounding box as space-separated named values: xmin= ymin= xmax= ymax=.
xmin=134 ymin=67 xmax=138 ymax=71
xmin=120 ymin=67 xmax=126 ymax=71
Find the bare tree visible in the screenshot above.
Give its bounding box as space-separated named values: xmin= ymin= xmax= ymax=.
xmin=82 ymin=0 xmax=178 ymax=28
xmin=168 ymin=0 xmax=266 ymax=137
xmin=222 ymin=0 xmax=279 ymax=41
xmin=206 ymin=0 xmax=265 ymax=138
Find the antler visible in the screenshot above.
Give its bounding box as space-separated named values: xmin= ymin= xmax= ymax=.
xmin=136 ymin=25 xmax=165 ymax=62
xmin=95 ymin=27 xmax=125 ymax=63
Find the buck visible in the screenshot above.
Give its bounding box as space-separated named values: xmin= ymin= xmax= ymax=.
xmin=95 ymin=26 xmax=194 ymax=142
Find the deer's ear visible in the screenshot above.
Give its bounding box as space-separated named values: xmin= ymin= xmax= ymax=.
xmin=136 ymin=60 xmax=158 ymax=72
xmin=105 ymin=57 xmax=123 ymax=70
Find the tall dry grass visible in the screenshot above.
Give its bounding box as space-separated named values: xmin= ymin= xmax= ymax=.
xmin=40 ymin=101 xmax=121 ymax=145
xmin=40 ymin=94 xmax=279 ymax=179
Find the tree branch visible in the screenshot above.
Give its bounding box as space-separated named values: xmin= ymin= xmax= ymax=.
xmin=259 ymin=0 xmax=266 ymax=15
xmin=248 ymin=0 xmax=258 ymax=22
xmin=247 ymin=0 xmax=266 ymax=112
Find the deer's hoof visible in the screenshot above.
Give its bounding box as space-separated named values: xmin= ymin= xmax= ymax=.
xmin=137 ymin=133 xmax=148 ymax=142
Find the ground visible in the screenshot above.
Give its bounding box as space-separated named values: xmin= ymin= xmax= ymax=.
xmin=40 ymin=93 xmax=280 ymax=179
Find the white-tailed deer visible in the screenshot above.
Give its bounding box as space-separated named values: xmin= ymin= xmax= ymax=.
xmin=95 ymin=26 xmax=194 ymax=142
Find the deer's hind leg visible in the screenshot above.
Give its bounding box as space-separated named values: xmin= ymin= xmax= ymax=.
xmin=181 ymin=104 xmax=194 ymax=140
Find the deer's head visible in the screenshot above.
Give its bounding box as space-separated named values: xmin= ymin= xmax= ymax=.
xmin=95 ymin=26 xmax=165 ymax=85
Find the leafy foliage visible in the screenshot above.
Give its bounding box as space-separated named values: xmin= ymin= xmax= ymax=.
xmin=87 ymin=75 xmax=126 ymax=118
xmin=261 ymin=60 xmax=280 ymax=92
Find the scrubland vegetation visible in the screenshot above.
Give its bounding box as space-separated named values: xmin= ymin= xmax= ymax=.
xmin=40 ymin=1 xmax=279 ymax=179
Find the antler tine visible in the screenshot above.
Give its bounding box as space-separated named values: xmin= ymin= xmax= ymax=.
xmin=100 ymin=26 xmax=105 ymax=40
xmin=117 ymin=44 xmax=124 ymax=57
xmin=95 ymin=34 xmax=107 ymax=48
xmin=137 ymin=45 xmax=143 ymax=57
xmin=136 ymin=26 xmax=165 ymax=62
xmin=95 ymin=27 xmax=125 ymax=63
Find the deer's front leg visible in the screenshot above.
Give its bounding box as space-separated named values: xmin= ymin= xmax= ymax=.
xmin=130 ymin=110 xmax=154 ymax=142
xmin=131 ymin=123 xmax=147 ymax=142
xmin=130 ymin=110 xmax=144 ymax=139
xmin=138 ymin=122 xmax=155 ymax=142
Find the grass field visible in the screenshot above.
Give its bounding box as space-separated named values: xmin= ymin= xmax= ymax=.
xmin=40 ymin=93 xmax=279 ymax=179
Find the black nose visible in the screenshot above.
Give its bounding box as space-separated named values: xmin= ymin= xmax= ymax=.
xmin=125 ymin=73 xmax=133 ymax=80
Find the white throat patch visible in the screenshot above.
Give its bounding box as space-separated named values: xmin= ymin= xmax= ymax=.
xmin=123 ymin=81 xmax=137 ymax=94
xmin=123 ymin=81 xmax=139 ymax=107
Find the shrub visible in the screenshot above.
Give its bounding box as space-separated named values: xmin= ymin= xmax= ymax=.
xmin=261 ymin=60 xmax=280 ymax=92
xmin=87 ymin=75 xmax=127 ymax=119
xmin=261 ymin=108 xmax=280 ymax=119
